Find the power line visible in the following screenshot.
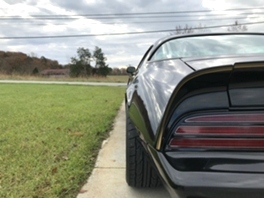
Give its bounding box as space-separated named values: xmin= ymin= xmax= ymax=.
xmin=28 ymin=7 xmax=264 ymax=16
xmin=1 ymin=12 xmax=264 ymax=20
xmin=0 ymin=21 xmax=263 ymax=39
xmin=1 ymin=7 xmax=264 ymax=18
xmin=0 ymin=16 xmax=259 ymax=25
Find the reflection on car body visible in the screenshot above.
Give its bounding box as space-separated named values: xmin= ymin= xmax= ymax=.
xmin=125 ymin=33 xmax=264 ymax=198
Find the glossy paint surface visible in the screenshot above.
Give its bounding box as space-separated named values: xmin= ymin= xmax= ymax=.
xmin=125 ymin=33 xmax=264 ymax=198
xmin=126 ymin=59 xmax=193 ymax=144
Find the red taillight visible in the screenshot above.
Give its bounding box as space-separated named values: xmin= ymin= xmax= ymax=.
xmin=169 ymin=113 xmax=264 ymax=150
xmin=170 ymin=139 xmax=264 ymax=149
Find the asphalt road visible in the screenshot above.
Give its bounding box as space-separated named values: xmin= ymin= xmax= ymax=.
xmin=0 ymin=80 xmax=126 ymax=86
xmin=77 ymin=101 xmax=171 ymax=198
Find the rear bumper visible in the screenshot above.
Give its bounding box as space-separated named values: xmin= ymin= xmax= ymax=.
xmin=148 ymin=147 xmax=264 ymax=198
xmin=175 ymin=187 xmax=264 ymax=198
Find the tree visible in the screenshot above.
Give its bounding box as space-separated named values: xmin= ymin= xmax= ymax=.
xmin=172 ymin=24 xmax=194 ymax=35
xmin=171 ymin=23 xmax=209 ymax=35
xmin=195 ymin=23 xmax=208 ymax=33
xmin=40 ymin=56 xmax=47 ymax=64
xmin=93 ymin=46 xmax=106 ymax=68
xmin=93 ymin=46 xmax=110 ymax=77
xmin=227 ymin=21 xmax=247 ymax=32
xmin=70 ymin=47 xmax=92 ymax=77
xmin=29 ymin=52 xmax=38 ymax=58
xmin=32 ymin=67 xmax=39 ymax=75
xmin=69 ymin=61 xmax=82 ymax=77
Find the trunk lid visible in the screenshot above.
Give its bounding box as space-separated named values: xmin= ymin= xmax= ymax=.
xmin=182 ymin=55 xmax=264 ymax=107
xmin=182 ymin=54 xmax=264 ymax=71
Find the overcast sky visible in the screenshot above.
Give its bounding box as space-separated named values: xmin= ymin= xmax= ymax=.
xmin=0 ymin=0 xmax=264 ymax=68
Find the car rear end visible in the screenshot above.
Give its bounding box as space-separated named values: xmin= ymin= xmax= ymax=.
xmin=152 ymin=61 xmax=264 ymax=198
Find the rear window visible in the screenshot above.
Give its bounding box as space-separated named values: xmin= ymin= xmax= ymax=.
xmin=151 ymin=34 xmax=264 ymax=61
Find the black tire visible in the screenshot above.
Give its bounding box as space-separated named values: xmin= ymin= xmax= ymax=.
xmin=126 ymin=112 xmax=161 ymax=187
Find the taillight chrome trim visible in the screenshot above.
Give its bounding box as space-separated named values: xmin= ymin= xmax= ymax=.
xmin=176 ymin=126 xmax=264 ymax=135
xmin=185 ymin=114 xmax=264 ymax=123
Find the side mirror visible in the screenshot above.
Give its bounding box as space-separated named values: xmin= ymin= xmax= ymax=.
xmin=126 ymin=66 xmax=136 ymax=74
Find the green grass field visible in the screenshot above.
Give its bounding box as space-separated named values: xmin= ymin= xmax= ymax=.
xmin=0 ymin=83 xmax=125 ymax=198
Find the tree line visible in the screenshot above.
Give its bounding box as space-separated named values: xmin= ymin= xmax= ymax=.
xmin=0 ymin=51 xmax=62 ymax=75
xmin=0 ymin=46 xmax=113 ymax=77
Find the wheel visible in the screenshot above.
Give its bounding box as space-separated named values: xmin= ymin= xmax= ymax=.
xmin=126 ymin=112 xmax=161 ymax=187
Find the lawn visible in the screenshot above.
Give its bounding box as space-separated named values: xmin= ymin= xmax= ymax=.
xmin=0 ymin=83 xmax=125 ymax=198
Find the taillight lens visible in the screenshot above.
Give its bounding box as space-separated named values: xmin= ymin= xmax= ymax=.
xmin=169 ymin=113 xmax=264 ymax=150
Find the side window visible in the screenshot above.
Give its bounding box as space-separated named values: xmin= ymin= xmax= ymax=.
xmin=150 ymin=39 xmax=180 ymax=61
xmin=136 ymin=45 xmax=153 ymax=70
xmin=151 ymin=46 xmax=166 ymax=61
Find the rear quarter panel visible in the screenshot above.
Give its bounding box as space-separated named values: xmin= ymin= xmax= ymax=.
xmin=126 ymin=59 xmax=193 ymax=145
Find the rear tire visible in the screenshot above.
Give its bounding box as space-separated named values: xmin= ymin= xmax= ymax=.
xmin=126 ymin=112 xmax=161 ymax=187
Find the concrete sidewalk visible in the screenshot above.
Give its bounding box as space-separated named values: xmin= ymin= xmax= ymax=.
xmin=77 ymin=101 xmax=170 ymax=198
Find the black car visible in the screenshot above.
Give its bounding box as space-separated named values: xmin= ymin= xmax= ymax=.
xmin=125 ymin=33 xmax=264 ymax=198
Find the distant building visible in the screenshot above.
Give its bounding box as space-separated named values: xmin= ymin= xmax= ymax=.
xmin=40 ymin=69 xmax=69 ymax=77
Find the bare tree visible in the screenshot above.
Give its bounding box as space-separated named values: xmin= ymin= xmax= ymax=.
xmin=172 ymin=24 xmax=194 ymax=35
xmin=227 ymin=21 xmax=248 ymax=32
xmin=195 ymin=23 xmax=208 ymax=33
xmin=171 ymin=23 xmax=209 ymax=35
xmin=29 ymin=52 xmax=38 ymax=58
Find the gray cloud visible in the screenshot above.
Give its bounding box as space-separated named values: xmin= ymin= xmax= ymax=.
xmin=226 ymin=0 xmax=263 ymax=7
xmin=3 ymin=0 xmax=26 ymax=5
